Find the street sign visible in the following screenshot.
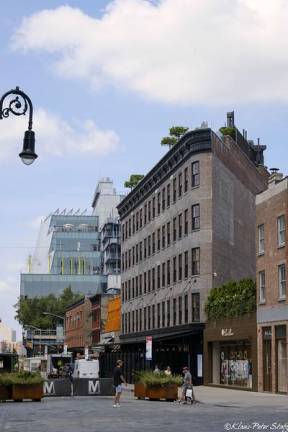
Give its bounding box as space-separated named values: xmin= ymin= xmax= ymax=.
xmin=146 ymin=336 xmax=152 ymax=361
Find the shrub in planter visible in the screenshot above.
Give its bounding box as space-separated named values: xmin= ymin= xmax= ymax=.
xmin=8 ymin=372 xmax=44 ymax=402
xmin=0 ymin=374 xmax=13 ymax=401
xmin=134 ymin=371 xmax=182 ymax=401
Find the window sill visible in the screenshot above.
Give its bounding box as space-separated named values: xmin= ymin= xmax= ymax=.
xmin=278 ymin=297 xmax=286 ymax=302
xmin=259 ymin=301 xmax=266 ymax=305
xmin=258 ymin=252 xmax=265 ymax=257
xmin=278 ymin=243 xmax=286 ymax=249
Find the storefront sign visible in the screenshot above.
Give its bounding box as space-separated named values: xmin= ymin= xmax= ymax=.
xmin=221 ymin=328 xmax=234 ymax=337
xmin=146 ymin=336 xmax=152 ymax=361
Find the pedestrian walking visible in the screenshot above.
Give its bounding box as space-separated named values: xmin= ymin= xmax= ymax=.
xmin=179 ymin=366 xmax=195 ymax=404
xmin=113 ymin=360 xmax=127 ymax=407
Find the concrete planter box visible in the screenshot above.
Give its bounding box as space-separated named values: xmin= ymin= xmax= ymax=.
xmin=12 ymin=384 xmax=43 ymax=402
xmin=135 ymin=383 xmax=177 ymax=401
xmin=0 ymin=385 xmax=12 ymax=401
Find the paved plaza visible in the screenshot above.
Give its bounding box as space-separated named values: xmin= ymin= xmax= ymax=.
xmin=0 ymin=387 xmax=287 ymax=432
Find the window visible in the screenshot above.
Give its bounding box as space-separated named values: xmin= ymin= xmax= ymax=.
xmin=122 ymin=223 xmax=125 ymax=242
xmin=167 ymin=259 xmax=171 ymax=285
xmin=152 ymin=305 xmax=155 ymax=329
xmin=135 ymin=310 xmax=138 ymax=332
xmin=132 ymin=311 xmax=135 ymax=333
xmin=148 ymin=306 xmax=151 ymax=330
xmin=144 ymin=204 xmax=147 ymax=225
xmin=139 ymin=274 xmax=142 ymax=296
xmin=277 ymin=215 xmax=286 ymax=247
xmin=184 ymin=167 xmax=188 ymax=193
xmin=135 ymin=276 xmax=138 ymax=297
xmin=167 ymin=300 xmax=170 ymax=326
xmin=178 ymin=297 xmax=182 ymax=325
xmin=184 ymin=294 xmax=188 ymax=324
xmin=144 ymin=307 xmax=147 ymax=330
xmin=258 ymin=224 xmax=265 ymax=255
xmin=184 ymin=251 xmax=188 ymax=278
xmin=167 ymin=222 xmax=171 ymax=246
xmin=152 ymin=197 xmax=156 ymax=218
xmin=148 ymin=235 xmax=151 ymax=256
xmin=148 ymin=201 xmax=151 ymax=222
xmin=162 ymin=187 xmax=166 ymax=211
xmin=173 ymin=298 xmax=177 ymax=325
xmin=178 ymin=213 xmax=182 ymax=239
xmin=192 ymin=293 xmax=200 ymax=322
xmin=157 ymin=192 xmax=161 ymax=214
xmin=173 ymin=257 xmax=177 ymax=283
xmin=139 ymin=242 xmax=142 ymax=261
xmin=157 ymin=265 xmax=161 ymax=289
xmin=157 ymin=304 xmax=161 ymax=328
xmin=173 ymin=178 xmax=177 ymax=202
xmin=148 ymin=269 xmax=151 ymax=292
xmin=132 ymin=246 xmax=135 ymax=266
xmin=139 ymin=309 xmax=142 ymax=331
xmin=178 ymin=254 xmax=182 ymax=281
xmin=173 ymin=217 xmax=177 ymax=242
xmin=144 ymin=238 xmax=147 ymax=259
xmin=128 ymin=249 xmax=131 ymax=268
xmin=178 ymin=172 xmax=182 ymax=197
xmin=132 ymin=278 xmax=135 ymax=298
xmin=152 ymin=232 xmax=155 ymax=254
xmin=278 ymin=264 xmax=286 ymax=299
xmin=259 ymin=270 xmax=265 ymax=303
xmin=125 ymin=221 xmax=128 ymax=239
xmin=132 ymin=215 xmax=135 ymax=234
xmin=184 ymin=209 xmax=188 ymax=235
xmin=144 ymin=272 xmax=147 ymax=294
xmin=162 ymin=225 xmax=166 ymax=248
xmin=136 ymin=212 xmax=139 ymax=231
xmin=162 ymin=302 xmax=165 ymax=327
xmin=191 ymin=161 xmax=200 ymax=187
xmin=152 ymin=268 xmax=155 ymax=291
xmin=192 ymin=247 xmax=200 ymax=275
xmin=128 ymin=280 xmax=131 ymax=300
xmin=136 ymin=244 xmax=139 ymax=264
xmin=192 ymin=204 xmax=200 ymax=230
xmin=162 ymin=262 xmax=166 ymax=287
xmin=167 ymin=184 xmax=171 ymax=207
xmin=157 ymin=228 xmax=161 ymax=251
xmin=139 ymin=208 xmax=143 ymax=228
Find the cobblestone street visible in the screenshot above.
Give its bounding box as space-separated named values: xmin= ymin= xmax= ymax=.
xmin=1 ymin=387 xmax=287 ymax=432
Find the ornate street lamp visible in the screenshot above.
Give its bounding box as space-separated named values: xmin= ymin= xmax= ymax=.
xmin=0 ymin=86 xmax=37 ymax=165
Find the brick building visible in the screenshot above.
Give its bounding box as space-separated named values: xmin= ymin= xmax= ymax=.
xmin=65 ymin=294 xmax=110 ymax=354
xmin=117 ymin=112 xmax=268 ymax=382
xmin=256 ymin=172 xmax=288 ymax=394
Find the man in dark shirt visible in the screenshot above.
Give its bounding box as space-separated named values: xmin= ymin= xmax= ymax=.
xmin=113 ymin=360 xmax=126 ymax=407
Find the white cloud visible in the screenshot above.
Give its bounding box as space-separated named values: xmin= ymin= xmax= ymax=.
xmin=0 ymin=107 xmax=120 ymax=161
xmin=11 ymin=0 xmax=288 ymax=105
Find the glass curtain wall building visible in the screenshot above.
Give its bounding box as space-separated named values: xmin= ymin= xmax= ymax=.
xmin=20 ymin=178 xmax=124 ymax=298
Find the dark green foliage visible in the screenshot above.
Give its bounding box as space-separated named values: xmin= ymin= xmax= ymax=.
xmin=14 ymin=286 xmax=83 ymax=329
xmin=0 ymin=372 xmax=43 ymax=386
xmin=161 ymin=126 xmax=189 ymax=148
xmin=205 ymin=278 xmax=256 ymax=321
xmin=124 ymin=174 xmax=144 ymax=190
xmin=219 ymin=126 xmax=236 ymax=139
xmin=134 ymin=371 xmax=182 ymax=387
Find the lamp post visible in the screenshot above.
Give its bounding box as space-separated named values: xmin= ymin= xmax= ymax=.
xmin=43 ymin=312 xmax=66 ymax=351
xmin=0 ymin=86 xmax=37 ymax=165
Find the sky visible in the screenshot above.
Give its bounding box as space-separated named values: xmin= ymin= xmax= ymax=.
xmin=1 ymin=0 xmax=288 ymax=339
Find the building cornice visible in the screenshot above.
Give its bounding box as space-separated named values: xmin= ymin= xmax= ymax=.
xmin=117 ymin=128 xmax=213 ymax=219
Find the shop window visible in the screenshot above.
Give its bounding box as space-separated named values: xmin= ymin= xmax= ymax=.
xmin=220 ymin=341 xmax=252 ymax=388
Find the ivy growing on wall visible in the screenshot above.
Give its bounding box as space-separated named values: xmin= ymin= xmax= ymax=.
xmin=205 ymin=278 xmax=256 ymax=321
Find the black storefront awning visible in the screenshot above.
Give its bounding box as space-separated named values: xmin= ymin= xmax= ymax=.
xmin=119 ymin=323 xmax=205 ymax=345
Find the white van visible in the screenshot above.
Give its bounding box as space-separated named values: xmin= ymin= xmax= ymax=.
xmin=73 ymin=359 xmax=99 ymax=379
